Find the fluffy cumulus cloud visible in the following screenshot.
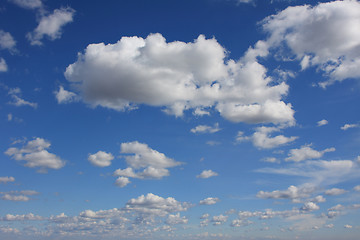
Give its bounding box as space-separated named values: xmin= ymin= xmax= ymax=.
xmin=199 ymin=197 xmax=220 ymax=205
xmin=113 ymin=141 xmax=181 ymax=187
xmin=8 ymin=0 xmax=43 ymax=9
xmin=190 ymin=123 xmax=221 ymax=134
xmin=0 ymin=176 xmax=15 ymax=184
xmin=256 ymin=185 xmax=315 ymax=201
xmin=27 ymin=7 xmax=75 ymax=45
xmin=124 ymin=193 xmax=190 ymax=216
xmin=65 ymin=33 xmax=294 ymax=125
xmin=286 ymin=144 xmax=335 ymax=162
xmin=196 ymin=169 xmax=218 ymax=179
xmin=54 ymin=86 xmax=78 ymax=104
xmin=88 ymin=151 xmax=114 ymax=167
xmin=4 ymin=137 xmax=65 ymax=172
xmin=260 ymin=0 xmax=360 ymax=87
xmin=237 ymin=126 xmax=297 ymax=149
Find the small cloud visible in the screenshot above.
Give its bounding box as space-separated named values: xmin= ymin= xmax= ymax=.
xmin=341 ymin=123 xmax=359 ymax=130
xmin=197 ymin=170 xmax=218 ymax=179
xmin=317 ymin=119 xmax=328 ymax=127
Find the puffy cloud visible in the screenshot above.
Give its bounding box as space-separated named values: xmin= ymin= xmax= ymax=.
xmin=196 ymin=169 xmax=218 ymax=179
xmin=261 ymin=0 xmax=360 ymax=86
xmin=317 ymin=119 xmax=328 ymax=127
xmin=65 ymin=33 xmax=294 ymax=125
xmin=324 ymin=188 xmax=348 ymax=196
xmin=256 ymin=185 xmax=314 ymax=201
xmin=190 ymin=123 xmax=220 ymax=134
xmin=0 ymin=176 xmax=15 ymax=184
xmin=211 ymin=214 xmax=228 ymax=225
xmin=88 ymin=151 xmax=114 ymax=167
xmin=4 ymin=137 xmax=65 ymax=172
xmin=300 ymin=202 xmax=320 ymax=212
xmin=114 ymin=177 xmax=130 ymax=188
xmin=0 ymin=30 xmax=16 ymax=51
xmin=0 ymin=58 xmax=7 ymax=72
xmin=286 ymin=144 xmax=335 ymax=162
xmin=341 ymin=123 xmax=359 ymax=130
xmin=8 ymin=0 xmax=42 ymax=9
xmin=113 ymin=141 xmax=181 ymax=186
xmin=199 ymin=197 xmax=220 ymax=205
xmin=237 ymin=126 xmax=297 ymax=149
xmin=27 ymin=7 xmax=75 ymax=45
xmin=54 ymin=86 xmax=78 ymax=104
xmin=124 ymin=193 xmax=190 ymax=216
xmin=166 ymin=213 xmax=188 ymax=225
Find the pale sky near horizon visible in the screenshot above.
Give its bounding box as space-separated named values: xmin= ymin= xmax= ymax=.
xmin=1 ymin=0 xmax=360 ymax=239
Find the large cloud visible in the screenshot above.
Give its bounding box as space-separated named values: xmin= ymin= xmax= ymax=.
xmin=261 ymin=0 xmax=360 ymax=87
xmin=65 ymin=33 xmax=294 ymax=125
xmin=5 ymin=137 xmax=65 ymax=172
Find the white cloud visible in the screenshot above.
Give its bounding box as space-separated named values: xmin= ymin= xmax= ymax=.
xmin=0 ymin=176 xmax=15 ymax=184
xmin=341 ymin=123 xmax=359 ymax=130
xmin=166 ymin=213 xmax=188 ymax=225
xmin=317 ymin=119 xmax=328 ymax=127
xmin=211 ymin=215 xmax=228 ymax=225
xmin=300 ymin=202 xmax=320 ymax=212
xmin=257 ymin=159 xmax=359 ymax=186
xmin=88 ymin=151 xmax=114 ymax=167
xmin=0 ymin=30 xmax=16 ymax=51
xmin=237 ymin=126 xmax=297 ymax=149
xmin=27 ymin=7 xmax=75 ymax=45
xmin=65 ymin=33 xmax=294 ymax=125
xmin=8 ymin=0 xmax=42 ymax=9
xmin=0 ymin=58 xmax=7 ymax=72
xmin=114 ymin=177 xmax=130 ymax=188
xmin=4 ymin=137 xmax=65 ymax=172
xmin=199 ymin=197 xmax=220 ymax=205
xmin=324 ymin=188 xmax=348 ymax=196
xmin=196 ymin=169 xmax=218 ymax=179
xmin=54 ymin=86 xmax=78 ymax=104
xmin=261 ymin=0 xmax=360 ymax=86
xmin=124 ymin=193 xmax=190 ymax=216
xmin=190 ymin=123 xmax=221 ymax=134
xmin=286 ymin=144 xmax=335 ymax=162
xmin=256 ymin=185 xmax=314 ymax=201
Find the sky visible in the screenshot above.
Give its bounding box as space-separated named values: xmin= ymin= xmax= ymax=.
xmin=0 ymin=0 xmax=360 ymax=239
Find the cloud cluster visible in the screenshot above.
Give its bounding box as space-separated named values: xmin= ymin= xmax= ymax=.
xmin=27 ymin=7 xmax=75 ymax=45
xmin=65 ymin=33 xmax=294 ymax=125
xmin=261 ymin=0 xmax=360 ymax=87
xmin=114 ymin=141 xmax=181 ymax=187
xmin=5 ymin=137 xmax=65 ymax=172
xmin=237 ymin=126 xmax=297 ymax=149
xmin=286 ymin=144 xmax=335 ymax=162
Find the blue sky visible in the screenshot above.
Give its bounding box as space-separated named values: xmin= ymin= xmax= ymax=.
xmin=1 ymin=0 xmax=360 ymax=239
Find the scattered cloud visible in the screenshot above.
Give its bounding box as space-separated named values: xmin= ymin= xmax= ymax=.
xmin=317 ymin=119 xmax=328 ymax=127
xmin=190 ymin=123 xmax=221 ymax=134
xmin=88 ymin=151 xmax=114 ymax=167
xmin=8 ymin=0 xmax=43 ymax=9
xmin=286 ymin=144 xmax=335 ymax=162
xmin=54 ymin=86 xmax=78 ymax=104
xmin=341 ymin=123 xmax=359 ymax=130
xmin=65 ymin=33 xmax=294 ymax=125
xmin=0 ymin=176 xmax=15 ymax=184
xmin=196 ymin=169 xmax=218 ymax=179
xmin=5 ymin=137 xmax=66 ymax=172
xmin=324 ymin=188 xmax=348 ymax=196
xmin=237 ymin=126 xmax=297 ymax=149
xmin=27 ymin=7 xmax=75 ymax=45
xmin=199 ymin=197 xmax=220 ymax=205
